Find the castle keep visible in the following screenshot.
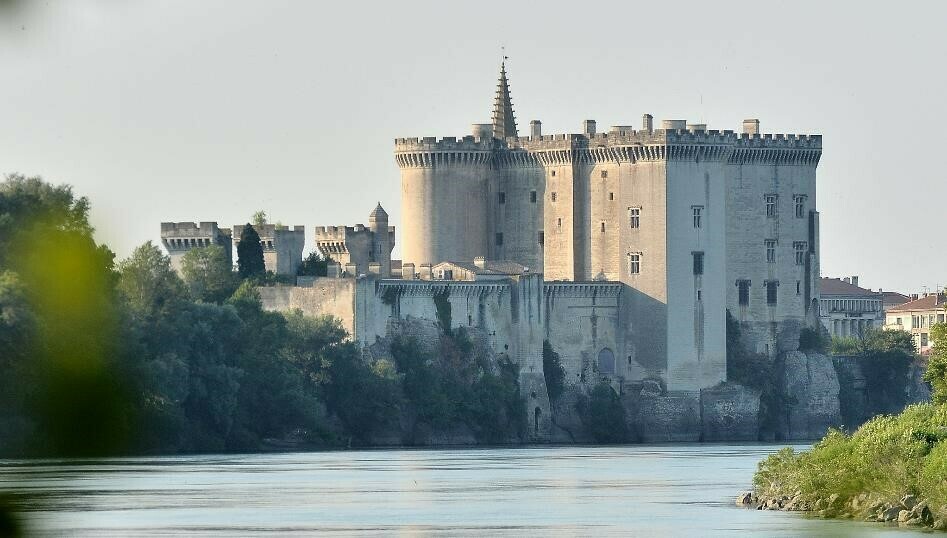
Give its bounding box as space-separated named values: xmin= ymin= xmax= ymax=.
xmin=394 ymin=62 xmax=822 ymax=391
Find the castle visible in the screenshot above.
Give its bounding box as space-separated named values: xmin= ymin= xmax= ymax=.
xmin=163 ymin=62 xmax=823 ymax=440
xmin=394 ymin=62 xmax=821 ymax=387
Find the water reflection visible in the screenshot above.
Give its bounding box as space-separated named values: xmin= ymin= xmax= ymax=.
xmin=0 ymin=445 xmax=930 ymax=536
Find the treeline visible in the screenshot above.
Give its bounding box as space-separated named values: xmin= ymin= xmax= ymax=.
xmin=0 ymin=175 xmax=525 ymax=457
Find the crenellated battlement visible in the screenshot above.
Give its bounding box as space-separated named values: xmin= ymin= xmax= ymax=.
xmin=160 ymin=221 xmax=232 ymax=251
xmin=397 ymin=126 xmax=821 ymax=167
xmin=314 ymin=224 xmax=373 ymax=239
xmin=377 ymin=279 xmax=512 ymax=298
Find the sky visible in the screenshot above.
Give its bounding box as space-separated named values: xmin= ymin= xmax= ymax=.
xmin=1 ymin=1 xmax=945 ymax=294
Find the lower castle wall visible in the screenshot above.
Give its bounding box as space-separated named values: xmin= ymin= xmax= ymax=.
xmin=258 ymin=278 xmax=357 ymax=336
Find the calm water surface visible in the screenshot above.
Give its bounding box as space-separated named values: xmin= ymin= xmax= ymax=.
xmin=0 ymin=444 xmax=930 ymax=536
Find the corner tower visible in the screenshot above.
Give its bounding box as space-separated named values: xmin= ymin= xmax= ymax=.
xmin=396 ymin=63 xmax=518 ymax=268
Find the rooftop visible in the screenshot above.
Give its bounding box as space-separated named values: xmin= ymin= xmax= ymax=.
xmin=820 ymin=277 xmax=879 ymax=297
xmin=887 ymin=293 xmax=947 ymax=313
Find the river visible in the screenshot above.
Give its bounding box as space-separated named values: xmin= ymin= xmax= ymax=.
xmin=0 ymin=444 xmax=929 ymax=536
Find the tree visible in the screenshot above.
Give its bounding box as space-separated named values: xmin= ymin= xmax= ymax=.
xmin=542 ymin=340 xmax=565 ymax=402
xmin=856 ymin=329 xmax=917 ymax=414
xmin=117 ymin=242 xmax=185 ymax=315
xmin=0 ymin=173 xmax=93 ymax=266
xmin=297 ymin=251 xmax=331 ymax=277
xmin=579 ymin=382 xmax=628 ymax=443
xmin=924 ymin=323 xmax=947 ymax=404
xmin=180 ymin=245 xmax=236 ymax=303
xmin=251 ymin=211 xmax=267 ymax=228
xmin=236 ymin=224 xmax=265 ymax=280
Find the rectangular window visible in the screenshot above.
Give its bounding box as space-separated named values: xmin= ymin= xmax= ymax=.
xmin=766 ymin=281 xmax=778 ymax=305
xmin=628 ymin=252 xmax=641 ymax=275
xmin=498 ymin=192 xmax=505 ymax=204
xmin=692 ymin=206 xmax=703 ymax=229
xmin=794 ymin=195 xmax=806 ymax=218
xmin=530 ymin=191 xmax=537 ymax=203
xmin=922 ymin=333 xmax=929 ymax=347
xmin=600 ymin=221 xmax=606 ymax=233
xmin=931 ymin=315 xmax=936 ymax=326
xmin=601 ymin=170 xmax=608 ymax=179
xmin=609 ymin=192 xmax=614 ymax=201
xmin=557 ymin=218 xmax=562 ymax=229
xmin=765 ymin=194 xmax=777 ymax=218
xmin=495 ymin=233 xmax=503 ymax=246
xmin=793 ymin=241 xmax=807 ymax=265
xmin=692 ymin=251 xmax=704 ymax=275
xmin=897 ymin=317 xmax=902 ymax=325
xmin=550 ymin=170 xmax=556 ymax=177
xmin=629 ymin=207 xmax=640 ymax=229
xmin=737 ymin=280 xmax=750 ymax=306
xmin=913 ymin=316 xmax=919 ymax=329
xmin=551 ymin=192 xmax=557 ymax=202
xmin=796 ymin=280 xmax=801 ymax=295
xmin=538 ymin=231 xmax=544 ymax=246
xmin=938 ymin=314 xmax=945 ymax=324
xmin=765 ymin=240 xmax=776 ymax=263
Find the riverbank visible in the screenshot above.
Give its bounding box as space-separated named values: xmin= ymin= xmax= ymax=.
xmin=742 ymin=402 xmax=947 ymax=531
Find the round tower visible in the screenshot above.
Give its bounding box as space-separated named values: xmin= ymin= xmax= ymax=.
xmin=394 ymin=62 xmax=517 ymax=269
xmin=395 ymin=137 xmax=492 ymax=268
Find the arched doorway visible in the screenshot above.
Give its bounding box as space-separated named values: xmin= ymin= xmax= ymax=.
xmin=598 ymin=348 xmax=615 ymax=375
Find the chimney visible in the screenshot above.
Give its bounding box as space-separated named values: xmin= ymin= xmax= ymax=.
xmin=530 ymin=120 xmax=542 ymax=139
xmin=583 ymin=119 xmax=596 ymax=136
xmin=642 ymin=114 xmax=653 ymax=133
xmin=474 ymin=256 xmax=486 ymax=269
xmin=843 ymin=277 xmax=851 ymax=284
xmin=912 ymin=293 xmax=919 ymax=301
xmin=742 ymin=119 xmax=760 ymax=135
xmin=851 ymin=276 xmax=859 ymax=288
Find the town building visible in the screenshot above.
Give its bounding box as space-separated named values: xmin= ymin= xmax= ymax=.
xmin=818 ymin=276 xmax=884 ymax=338
xmin=884 ymin=293 xmax=947 ymax=354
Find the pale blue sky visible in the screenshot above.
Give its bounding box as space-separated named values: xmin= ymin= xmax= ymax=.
xmin=1 ymin=1 xmax=944 ymax=294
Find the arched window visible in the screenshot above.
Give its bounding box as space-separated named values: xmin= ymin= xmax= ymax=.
xmin=598 ymin=348 xmax=615 ymax=375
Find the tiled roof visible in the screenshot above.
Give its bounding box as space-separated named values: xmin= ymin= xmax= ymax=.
xmin=820 ymin=277 xmax=879 ymax=297
xmin=882 ymin=291 xmax=911 ymax=307
xmin=887 ymin=293 xmax=946 ymax=313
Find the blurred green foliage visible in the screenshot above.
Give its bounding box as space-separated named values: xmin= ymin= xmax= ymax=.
xmin=0 ymin=174 xmax=531 ymax=459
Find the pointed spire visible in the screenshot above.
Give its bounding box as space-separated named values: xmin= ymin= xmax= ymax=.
xmin=492 ymin=59 xmax=518 ymax=140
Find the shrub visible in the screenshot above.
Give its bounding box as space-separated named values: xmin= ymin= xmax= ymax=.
xmin=542 ymin=340 xmax=565 ymax=402
xmin=577 ymin=382 xmax=627 ymax=443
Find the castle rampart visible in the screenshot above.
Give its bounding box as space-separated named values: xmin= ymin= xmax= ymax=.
xmin=160 ymin=221 xmax=232 ymax=272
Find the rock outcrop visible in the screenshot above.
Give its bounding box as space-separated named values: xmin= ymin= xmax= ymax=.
xmin=779 ymin=351 xmax=841 ymax=440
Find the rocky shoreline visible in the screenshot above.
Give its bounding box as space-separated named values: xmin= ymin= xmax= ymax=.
xmin=737 ymin=491 xmax=947 ymax=530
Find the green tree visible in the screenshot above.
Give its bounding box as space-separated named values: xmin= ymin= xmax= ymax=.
xmin=578 ymin=382 xmax=628 ymax=443
xmin=924 ymin=323 xmax=947 ymax=403
xmin=117 ymin=242 xmax=186 ymax=315
xmin=251 ymin=211 xmax=267 ymax=228
xmin=236 ymin=224 xmax=265 ymax=280
xmin=297 ymin=251 xmax=331 ymax=277
xmin=180 ymin=245 xmax=236 ymax=303
xmin=542 ymin=340 xmax=565 ymax=402
xmin=0 ymin=173 xmax=93 ymax=266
